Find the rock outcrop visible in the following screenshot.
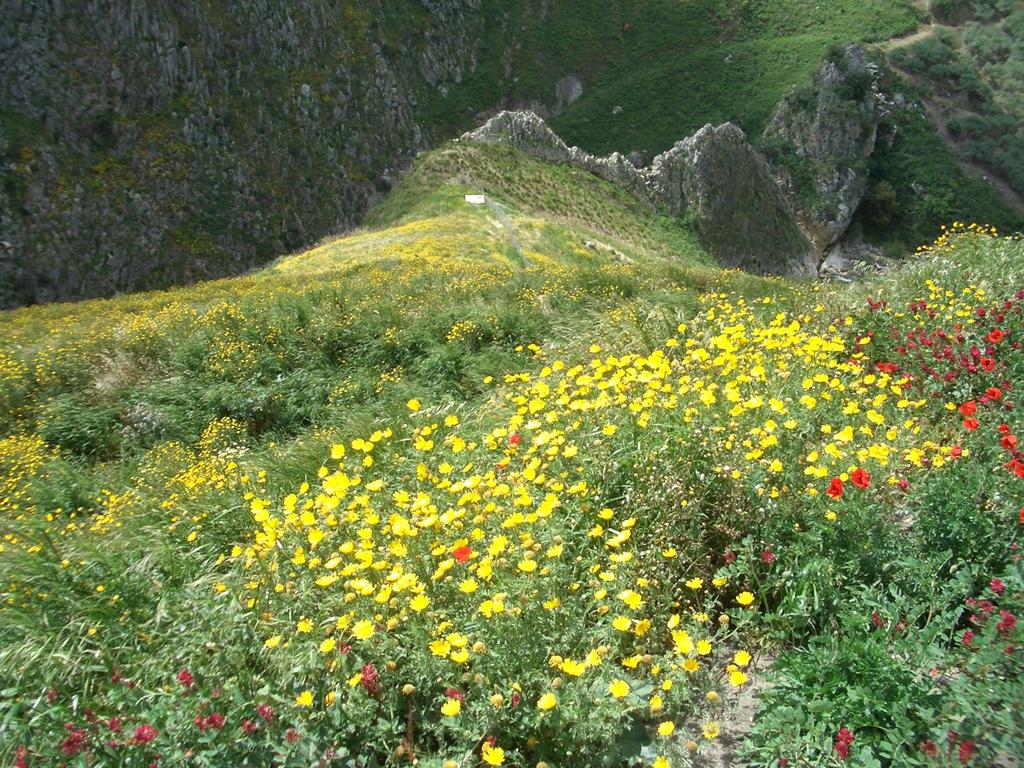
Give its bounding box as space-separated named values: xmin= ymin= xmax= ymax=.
xmin=463 ymin=111 xmax=816 ymax=276
xmin=762 ymin=44 xmax=905 ymax=263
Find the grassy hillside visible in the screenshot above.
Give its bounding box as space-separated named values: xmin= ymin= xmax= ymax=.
xmin=2 ymin=137 xmax=1023 ymax=766
xmin=426 ymin=0 xmax=922 ymax=156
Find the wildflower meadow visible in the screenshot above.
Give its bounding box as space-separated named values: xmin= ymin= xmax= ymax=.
xmin=1 ymin=179 xmax=1022 ymax=768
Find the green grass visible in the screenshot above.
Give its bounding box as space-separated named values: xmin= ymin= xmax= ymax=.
xmin=2 ymin=131 xmax=1023 ymax=765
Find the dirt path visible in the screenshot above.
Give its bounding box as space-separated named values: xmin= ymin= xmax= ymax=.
xmin=683 ymin=653 xmax=775 ymax=768
xmin=882 ymin=23 xmax=940 ymax=51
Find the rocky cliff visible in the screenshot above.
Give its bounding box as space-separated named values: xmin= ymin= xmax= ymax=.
xmin=462 ymin=111 xmax=816 ymax=276
xmin=762 ymin=44 xmax=906 ymax=263
xmin=0 ymin=0 xmax=484 ymax=307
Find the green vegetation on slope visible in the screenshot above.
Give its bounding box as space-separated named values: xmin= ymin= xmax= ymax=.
xmin=425 ymin=0 xmax=921 ymax=157
xmin=1 ymin=128 xmax=1022 ymax=766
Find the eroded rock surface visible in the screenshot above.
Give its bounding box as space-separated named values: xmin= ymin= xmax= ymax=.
xmin=463 ymin=111 xmax=815 ymax=276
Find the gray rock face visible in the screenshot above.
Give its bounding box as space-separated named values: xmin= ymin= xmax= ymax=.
xmin=463 ymin=111 xmax=815 ymax=276
xmin=554 ymin=75 xmax=583 ymax=112
xmin=762 ymin=44 xmax=902 ymax=263
xmin=0 ymin=0 xmax=485 ymax=308
xmin=653 ymin=124 xmax=816 ymax=275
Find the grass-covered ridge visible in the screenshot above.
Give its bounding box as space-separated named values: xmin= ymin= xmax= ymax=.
xmin=1 ymin=140 xmax=1022 ymax=765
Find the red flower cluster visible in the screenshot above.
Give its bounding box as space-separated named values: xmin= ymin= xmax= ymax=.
xmin=360 ymin=663 xmax=382 ymax=696
xmin=948 ymin=732 xmax=976 ymax=764
xmin=194 ymin=712 xmax=225 ymax=732
xmin=827 ymin=467 xmax=871 ymax=499
xmin=453 ymin=545 xmax=473 ymax=563
xmin=833 ymin=726 xmax=855 ymax=760
xmin=61 ymin=724 xmax=88 ymax=756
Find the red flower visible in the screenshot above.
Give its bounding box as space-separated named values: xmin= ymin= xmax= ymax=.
xmin=961 ymin=629 xmax=974 ymax=646
xmin=14 ymin=746 xmax=29 ymax=768
xmin=61 ymin=727 xmax=88 ymax=757
xmin=959 ymin=740 xmax=976 ymax=764
xmin=920 ymin=740 xmax=938 ymax=757
xmin=987 ymin=386 xmax=1003 ymax=401
xmin=257 ymin=703 xmax=275 ymax=722
xmin=723 ymin=550 xmax=737 ymax=564
xmin=445 ymin=687 xmax=465 ymax=701
xmin=508 ymin=433 xmax=521 ymax=446
xmin=760 ymin=549 xmax=776 ymax=564
xmin=177 ymin=669 xmax=194 ymax=690
xmin=980 ymin=357 xmax=996 ymax=371
xmin=988 ymin=328 xmax=1005 ymax=344
xmin=991 ymin=578 xmax=1006 ymax=596
xmin=827 ymin=477 xmax=844 ymax=499
xmin=285 ymin=728 xmax=300 ymax=743
xmin=850 ymin=467 xmax=871 ymax=489
xmin=241 ymin=719 xmax=258 ymax=735
xmin=453 ymin=546 xmax=473 ymax=563
xmin=360 ymin=663 xmax=382 ymax=697
xmin=997 ymin=610 xmax=1016 ymax=634
xmin=133 ymin=724 xmax=157 ymax=743
xmin=963 ymin=417 xmax=980 ymax=431
xmin=1001 ymin=433 xmax=1018 ymax=451
xmin=960 ymin=401 xmax=977 ymax=417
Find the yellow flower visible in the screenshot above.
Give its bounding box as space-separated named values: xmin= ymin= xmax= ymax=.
xmin=264 ymin=635 xmax=282 ymax=648
xmin=296 ymin=618 xmax=313 ymax=633
xmin=653 ymin=757 xmax=670 ymax=768
xmin=561 ymin=658 xmax=587 ymax=677
xmin=685 ymin=577 xmax=703 ymax=590
xmin=736 ymin=591 xmax=755 ymax=606
xmin=351 ymin=619 xmax=375 ymax=640
xmin=295 ymin=690 xmax=313 ymax=707
xmin=657 ymin=721 xmax=675 ymax=737
xmin=729 ymin=669 xmax=748 ymax=687
xmin=537 ymin=692 xmax=557 ymax=711
xmin=696 ymin=639 xmax=712 ymax=655
xmin=410 ymin=594 xmax=430 ymax=612
xmin=609 ymin=679 xmax=630 ymax=699
xmin=319 ymin=637 xmax=336 ymax=654
xmin=407 ymin=399 xmax=421 ymax=412
xmin=482 ymin=745 xmax=505 ymax=766
xmin=734 ymin=650 xmax=751 ymax=667
xmin=440 ymin=698 xmax=461 ymax=717
xmin=703 ymin=721 xmax=720 ymax=740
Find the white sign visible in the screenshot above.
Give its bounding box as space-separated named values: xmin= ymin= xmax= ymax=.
xmin=464 ymin=194 xmax=486 ymax=205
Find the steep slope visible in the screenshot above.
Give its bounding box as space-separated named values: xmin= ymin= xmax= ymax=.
xmin=0 ymin=0 xmax=925 ymax=308
xmin=2 ymin=138 xmax=1022 ymax=765
xmin=0 ymin=140 xmax=718 ymax=468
